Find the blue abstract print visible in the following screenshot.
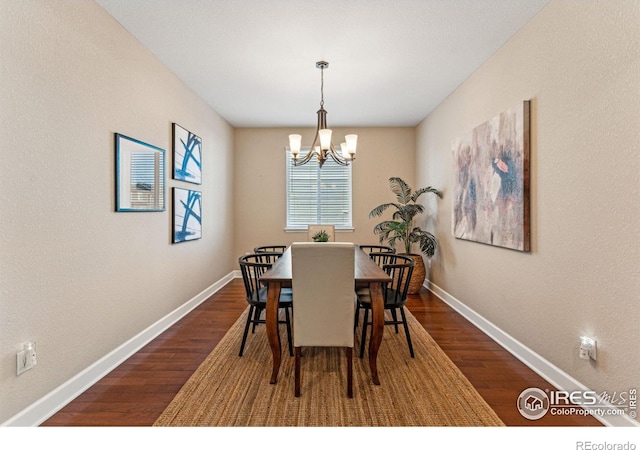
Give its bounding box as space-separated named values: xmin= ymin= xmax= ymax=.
xmin=173 ymin=188 xmax=202 ymax=243
xmin=173 ymin=123 xmax=202 ymax=184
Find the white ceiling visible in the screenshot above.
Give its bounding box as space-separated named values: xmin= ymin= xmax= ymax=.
xmin=96 ymin=0 xmax=550 ymax=128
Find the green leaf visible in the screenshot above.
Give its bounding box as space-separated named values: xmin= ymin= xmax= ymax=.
xmin=388 ymin=177 xmax=412 ymax=205
xmin=369 ymin=202 xmax=399 ymax=218
xmin=411 ymin=186 xmax=443 ymax=202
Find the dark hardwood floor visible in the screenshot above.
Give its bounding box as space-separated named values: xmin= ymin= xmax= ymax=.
xmin=42 ymin=278 xmax=601 ymax=427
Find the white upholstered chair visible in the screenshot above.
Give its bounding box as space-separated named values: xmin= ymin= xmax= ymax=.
xmin=291 ymin=242 xmax=356 ymax=398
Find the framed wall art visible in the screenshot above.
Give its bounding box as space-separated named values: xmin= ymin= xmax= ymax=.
xmin=173 ymin=123 xmax=202 ymax=184
xmin=115 ymin=133 xmax=165 ymax=212
xmin=172 ymin=187 xmax=202 ymax=243
xmin=452 ymin=100 xmax=531 ymax=252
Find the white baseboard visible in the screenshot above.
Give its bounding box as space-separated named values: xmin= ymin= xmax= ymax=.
xmin=2 ymin=272 xmax=236 ymax=427
xmin=426 ymin=280 xmax=639 ymax=427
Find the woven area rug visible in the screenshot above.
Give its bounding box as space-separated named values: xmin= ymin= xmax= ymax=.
xmin=154 ymin=308 xmax=504 ymax=426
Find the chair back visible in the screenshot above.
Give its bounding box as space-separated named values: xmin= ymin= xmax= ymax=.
xmin=380 ymin=254 xmax=414 ymax=308
xmin=238 ymin=253 xmax=277 ymax=305
xmin=306 ymin=224 xmax=335 ymax=242
xmin=254 ymin=245 xmax=287 ymax=254
xmin=367 ymin=251 xmax=395 ymax=268
xmin=254 ymin=251 xmax=284 ymax=264
xmin=291 ymin=242 xmax=355 ymax=347
xmin=359 ymin=244 xmax=395 ymax=255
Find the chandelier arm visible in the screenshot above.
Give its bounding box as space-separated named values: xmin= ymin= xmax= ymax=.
xmin=293 ymin=147 xmax=316 ymax=166
xmin=328 ymin=143 xmax=348 ymax=166
xmin=314 ymin=108 xmax=326 ymax=163
xmin=292 ymin=132 xmax=320 ymax=166
xmin=310 ymin=131 xmax=319 ymax=155
xmin=307 ymin=129 xmax=322 ymax=167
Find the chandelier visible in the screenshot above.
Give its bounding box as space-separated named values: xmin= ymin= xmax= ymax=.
xmin=288 ymin=61 xmax=357 ymax=167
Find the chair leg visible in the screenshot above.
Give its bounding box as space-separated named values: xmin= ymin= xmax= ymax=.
xmin=285 ymin=306 xmax=293 ymax=357
xmin=390 ymin=308 xmax=399 ymax=333
xmin=359 ymin=309 xmax=369 ymax=358
xmin=239 ymin=306 xmax=254 ymax=357
xmin=399 ymin=307 xmax=415 ymax=358
xmin=354 ymin=303 xmax=360 ymax=332
xmin=347 ymin=347 xmax=353 ymax=398
xmin=251 ymin=307 xmax=262 ymax=333
xmin=294 ymin=347 xmax=302 ymax=397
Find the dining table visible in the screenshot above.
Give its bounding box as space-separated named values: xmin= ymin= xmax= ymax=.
xmin=260 ymin=245 xmax=392 ymax=385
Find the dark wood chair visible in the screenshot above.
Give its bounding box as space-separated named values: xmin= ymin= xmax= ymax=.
xmin=254 ymin=245 xmax=288 ymax=254
xmin=356 ymin=253 xmax=415 ymax=358
xmin=238 ymin=253 xmax=293 ymax=357
xmin=358 ymin=244 xmax=395 ymax=255
xmin=354 ymin=246 xmax=396 ymax=300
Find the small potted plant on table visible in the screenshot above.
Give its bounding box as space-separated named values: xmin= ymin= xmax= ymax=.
xmin=312 ymin=229 xmax=330 ymax=242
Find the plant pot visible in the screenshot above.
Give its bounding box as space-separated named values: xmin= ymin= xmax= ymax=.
xmin=401 ymin=253 xmax=426 ymax=294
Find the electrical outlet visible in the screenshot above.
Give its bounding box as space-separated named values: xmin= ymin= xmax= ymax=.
xmin=17 ymin=342 xmax=37 ymax=375
xmin=579 ymin=336 xmax=596 ymax=361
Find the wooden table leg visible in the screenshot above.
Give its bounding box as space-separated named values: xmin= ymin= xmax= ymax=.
xmin=368 ymin=282 xmax=384 ymax=385
xmin=266 ymin=281 xmax=282 ymax=384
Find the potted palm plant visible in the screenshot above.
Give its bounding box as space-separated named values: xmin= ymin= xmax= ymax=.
xmin=370 ymin=177 xmax=442 ymax=293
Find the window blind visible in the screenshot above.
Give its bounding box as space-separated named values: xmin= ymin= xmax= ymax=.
xmin=130 ymin=151 xmax=164 ymax=208
xmin=286 ymin=148 xmax=352 ymax=229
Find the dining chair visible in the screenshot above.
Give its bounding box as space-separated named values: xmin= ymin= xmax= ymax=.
xmin=291 ymin=242 xmax=356 ymax=398
xmin=238 ymin=253 xmax=293 ymax=357
xmin=306 ymin=224 xmax=335 ymax=242
xmin=254 ymin=245 xmax=287 ymax=254
xmin=358 ymin=244 xmax=395 ymax=255
xmin=354 ymin=246 xmax=395 ymax=300
xmin=356 ymin=253 xmax=415 ymax=358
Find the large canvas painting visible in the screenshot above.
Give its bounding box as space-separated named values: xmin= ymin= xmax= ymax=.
xmin=452 ymin=101 xmax=531 ymax=252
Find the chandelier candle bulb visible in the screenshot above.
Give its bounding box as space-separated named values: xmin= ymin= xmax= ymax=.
xmin=341 ymin=142 xmax=350 ymax=159
xmin=289 ymin=134 xmax=302 ymax=157
xmin=319 ymin=129 xmax=332 ymax=150
xmin=345 ymin=134 xmax=358 ymax=158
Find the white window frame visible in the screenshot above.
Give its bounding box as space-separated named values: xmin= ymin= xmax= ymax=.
xmin=285 ymin=147 xmax=353 ymax=231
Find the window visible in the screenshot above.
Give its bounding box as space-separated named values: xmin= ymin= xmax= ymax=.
xmin=286 ymin=148 xmax=352 ymax=229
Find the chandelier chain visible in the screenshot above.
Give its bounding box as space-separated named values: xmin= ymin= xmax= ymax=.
xmin=319 ymin=65 xmax=324 ymax=108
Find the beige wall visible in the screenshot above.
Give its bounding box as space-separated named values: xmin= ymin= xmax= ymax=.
xmin=417 ymin=0 xmax=640 ymax=395
xmin=233 ymin=127 xmax=416 ymax=257
xmin=0 ymin=1 xmax=235 ymax=422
